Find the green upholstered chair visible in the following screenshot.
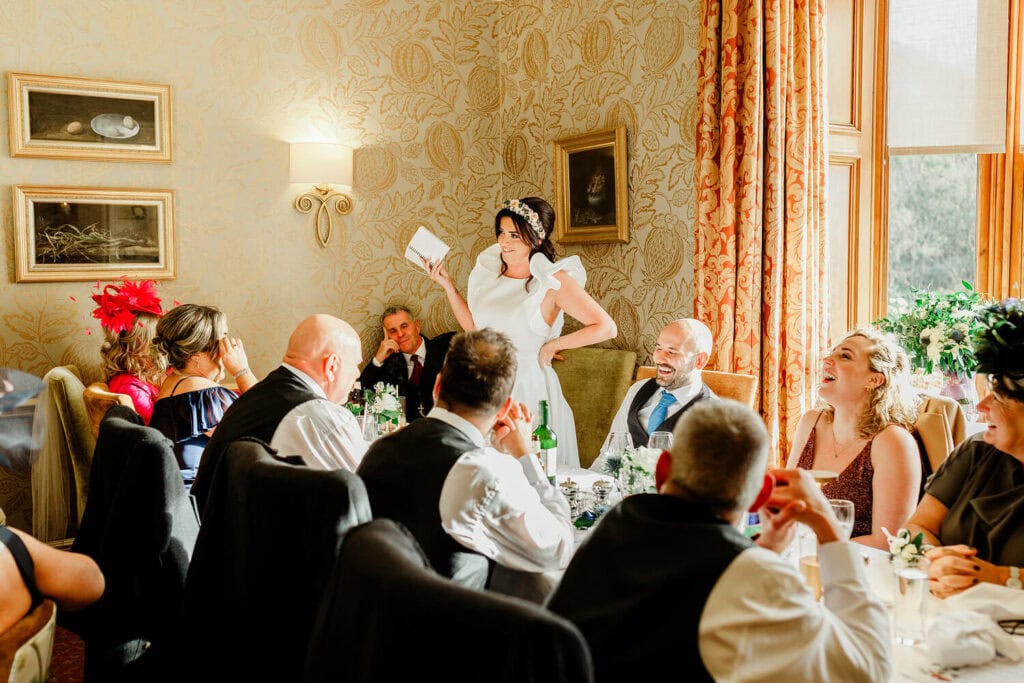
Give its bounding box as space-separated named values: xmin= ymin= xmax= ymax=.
xmin=553 ymin=347 xmax=637 ymax=468
xmin=32 ymin=365 xmax=96 ymax=542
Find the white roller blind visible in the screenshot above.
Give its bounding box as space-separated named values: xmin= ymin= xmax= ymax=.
xmin=887 ymin=0 xmax=1008 ymax=155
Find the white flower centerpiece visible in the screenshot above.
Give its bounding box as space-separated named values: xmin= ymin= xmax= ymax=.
xmin=884 ymin=527 xmax=933 ymax=567
xmin=593 ymin=446 xmax=663 ymax=493
xmin=365 ymin=382 xmax=402 ymax=430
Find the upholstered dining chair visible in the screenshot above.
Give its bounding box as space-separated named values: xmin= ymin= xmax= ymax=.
xmin=305 ymin=519 xmax=594 ymax=683
xmin=915 ymin=394 xmax=967 ymax=475
xmin=181 ymin=438 xmax=371 ymax=683
xmin=634 ymin=366 xmax=759 ymax=410
xmin=67 ymin=404 xmax=199 ymax=682
xmin=82 ymin=383 xmax=133 ymax=439
xmin=553 ymin=347 xmax=637 ymax=468
xmin=32 ymin=365 xmax=96 ymax=542
xmin=0 ymin=599 xmax=56 ymax=683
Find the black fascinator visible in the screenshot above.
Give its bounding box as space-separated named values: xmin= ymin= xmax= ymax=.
xmin=974 ymin=299 xmax=1024 ymax=397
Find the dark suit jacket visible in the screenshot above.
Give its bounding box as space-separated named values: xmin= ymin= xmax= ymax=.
xmin=358 ymin=331 xmax=454 ymax=423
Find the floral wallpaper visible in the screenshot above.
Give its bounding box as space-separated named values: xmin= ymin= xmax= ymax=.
xmin=0 ymin=0 xmax=697 ymax=381
xmin=498 ymin=0 xmax=700 ymax=358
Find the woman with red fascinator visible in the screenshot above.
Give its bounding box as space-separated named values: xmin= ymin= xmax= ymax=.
xmin=92 ymin=279 xmax=167 ymax=424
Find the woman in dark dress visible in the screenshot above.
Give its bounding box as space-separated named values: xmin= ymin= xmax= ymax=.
xmin=907 ymin=300 xmax=1024 ymax=597
xmin=149 ymin=304 xmax=256 ymax=475
xmin=786 ymin=327 xmax=921 ymax=550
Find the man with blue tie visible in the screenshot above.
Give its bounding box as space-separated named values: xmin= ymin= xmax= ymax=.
xmin=603 ymin=318 xmax=717 ymax=449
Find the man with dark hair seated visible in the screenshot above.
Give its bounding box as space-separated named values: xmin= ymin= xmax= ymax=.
xmin=357 ymin=329 xmax=573 ymax=593
xmin=548 ymin=400 xmax=890 ymax=682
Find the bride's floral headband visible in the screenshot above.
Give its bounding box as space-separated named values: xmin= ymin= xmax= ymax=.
xmin=503 ymin=199 xmax=545 ymax=240
xmin=89 ymin=279 xmax=164 ymax=335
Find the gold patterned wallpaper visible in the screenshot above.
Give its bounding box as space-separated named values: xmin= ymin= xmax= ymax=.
xmin=0 ymin=0 xmax=698 ymax=382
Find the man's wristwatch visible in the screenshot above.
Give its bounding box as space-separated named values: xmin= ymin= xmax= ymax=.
xmin=1007 ymin=566 xmax=1023 ymax=589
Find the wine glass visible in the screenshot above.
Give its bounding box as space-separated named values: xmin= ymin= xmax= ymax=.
xmin=648 ymin=431 xmax=673 ymax=451
xmin=828 ymin=499 xmax=855 ymax=540
xmin=602 ymin=431 xmax=633 ymax=455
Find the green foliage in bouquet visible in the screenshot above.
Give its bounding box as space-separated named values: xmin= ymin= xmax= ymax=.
xmin=874 ymin=281 xmax=987 ymax=377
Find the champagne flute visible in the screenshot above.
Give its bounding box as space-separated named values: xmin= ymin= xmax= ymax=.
xmin=828 ymin=499 xmax=855 ymax=540
xmin=648 ymin=431 xmax=673 ymax=451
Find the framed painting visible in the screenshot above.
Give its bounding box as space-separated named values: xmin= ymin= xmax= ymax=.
xmin=552 ymin=126 xmax=629 ymax=244
xmin=13 ymin=185 xmax=176 ymax=283
xmin=7 ymin=72 xmax=172 ymax=162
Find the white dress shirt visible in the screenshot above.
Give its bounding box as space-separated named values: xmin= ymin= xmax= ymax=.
xmin=433 ymin=407 xmax=574 ymax=573
xmin=699 ymin=542 xmax=890 ymax=682
xmin=603 ymin=377 xmax=703 ymax=446
xmin=269 ymin=364 xmax=368 ymax=471
xmin=371 ymin=339 xmax=426 ymax=379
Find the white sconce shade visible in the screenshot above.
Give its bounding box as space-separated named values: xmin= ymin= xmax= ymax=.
xmin=290 ymin=143 xmax=353 ymax=187
xmin=290 ymin=142 xmax=355 ymax=248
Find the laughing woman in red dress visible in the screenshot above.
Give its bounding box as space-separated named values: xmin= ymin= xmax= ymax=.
xmin=786 ymin=328 xmax=921 ymax=549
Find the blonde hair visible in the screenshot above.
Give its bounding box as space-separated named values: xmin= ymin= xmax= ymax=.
xmin=99 ymin=312 xmax=167 ymax=384
xmin=822 ymin=327 xmax=920 ymax=437
xmin=154 ymin=304 xmax=227 ymax=370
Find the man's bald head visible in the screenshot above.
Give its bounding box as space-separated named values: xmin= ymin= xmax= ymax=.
xmin=282 ymin=314 xmax=362 ymax=403
xmin=652 ymin=318 xmax=714 ymax=390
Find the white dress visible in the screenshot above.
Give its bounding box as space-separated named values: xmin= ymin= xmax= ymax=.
xmin=467 ymin=244 xmax=583 ymax=468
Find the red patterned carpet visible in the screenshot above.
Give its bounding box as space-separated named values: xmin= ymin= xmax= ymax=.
xmin=49 ymin=626 xmax=84 ymax=683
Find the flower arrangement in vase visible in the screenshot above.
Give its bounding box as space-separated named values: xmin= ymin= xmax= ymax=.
xmin=874 ymin=281 xmax=988 ymax=406
xmin=364 ymin=382 xmax=402 ymax=431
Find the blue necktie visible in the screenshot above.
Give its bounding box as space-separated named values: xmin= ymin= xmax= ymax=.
xmin=647 ymin=390 xmax=677 ymax=434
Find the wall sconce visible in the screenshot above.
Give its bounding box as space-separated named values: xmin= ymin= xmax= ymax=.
xmin=290 ymin=142 xmax=354 ymax=248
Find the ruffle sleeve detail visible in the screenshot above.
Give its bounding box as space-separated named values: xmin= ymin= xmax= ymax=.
xmin=150 ymin=386 xmax=237 ymax=445
xmin=529 ymin=254 xmax=586 ymax=291
xmin=467 ymin=243 xmax=504 ymax=310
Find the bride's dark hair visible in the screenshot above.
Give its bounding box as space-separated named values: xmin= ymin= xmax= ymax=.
xmin=493 ymin=197 xmax=556 ymax=289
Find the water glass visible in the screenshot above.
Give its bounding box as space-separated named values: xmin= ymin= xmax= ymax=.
xmin=828 ymin=499 xmax=855 ymax=541
xmin=360 ymin=413 xmax=379 ymax=442
xmin=602 ymin=431 xmax=633 ymax=455
xmin=648 ymin=431 xmax=673 ymax=450
xmin=892 ymin=555 xmax=931 ymax=645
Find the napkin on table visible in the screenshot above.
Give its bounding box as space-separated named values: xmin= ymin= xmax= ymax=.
xmin=927 ymin=610 xmax=1024 ymax=667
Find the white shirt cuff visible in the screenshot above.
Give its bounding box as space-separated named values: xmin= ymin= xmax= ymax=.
xmin=817 ymin=541 xmax=864 ymax=585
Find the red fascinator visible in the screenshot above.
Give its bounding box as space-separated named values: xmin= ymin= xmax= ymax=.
xmin=90 ymin=279 xmax=163 ymax=335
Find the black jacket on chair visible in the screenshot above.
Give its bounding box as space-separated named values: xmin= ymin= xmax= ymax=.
xmin=181 ymin=438 xmax=371 ymax=683
xmin=305 ymin=519 xmax=594 ymax=683
xmin=358 ymin=331 xmax=454 ymax=423
xmin=67 ymin=405 xmax=200 ymax=683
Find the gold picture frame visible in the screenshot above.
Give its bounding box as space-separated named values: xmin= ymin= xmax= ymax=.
xmin=14 ymin=185 xmax=176 ymax=283
xmin=8 ymin=72 xmax=172 ymax=162
xmin=552 ymin=126 xmax=629 ymax=244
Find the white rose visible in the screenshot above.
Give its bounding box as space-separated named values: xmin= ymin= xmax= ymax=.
xmin=900 ymin=544 xmax=919 ymax=562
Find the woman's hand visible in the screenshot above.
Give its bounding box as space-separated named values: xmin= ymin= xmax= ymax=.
xmin=423 ymin=258 xmax=454 ymax=290
xmin=537 ymin=340 xmax=565 ymax=368
xmin=924 ymin=544 xmax=1006 ymax=597
xmin=218 ymin=337 xmax=249 ymax=377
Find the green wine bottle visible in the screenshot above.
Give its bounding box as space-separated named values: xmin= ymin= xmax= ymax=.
xmin=532 ymin=400 xmax=558 ymax=483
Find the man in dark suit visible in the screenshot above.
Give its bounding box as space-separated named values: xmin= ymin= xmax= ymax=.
xmin=358 ymin=306 xmax=453 ymax=423
xmin=356 ymin=329 xmax=572 ymax=593
xmin=603 ymin=318 xmax=717 ymax=450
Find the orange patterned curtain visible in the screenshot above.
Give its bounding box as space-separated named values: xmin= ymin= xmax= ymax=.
xmin=694 ymin=0 xmax=828 ymax=461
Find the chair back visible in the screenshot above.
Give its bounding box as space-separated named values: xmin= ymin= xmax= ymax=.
xmin=32 ymin=365 xmax=95 ymax=542
xmin=82 ymin=383 xmax=133 ymax=439
xmin=68 ymin=404 xmax=199 ymax=681
xmin=183 ymin=438 xmax=372 ymax=683
xmin=915 ymin=395 xmax=967 ymax=473
xmin=305 ymin=519 xmax=593 ymax=683
xmin=0 ymin=599 xmax=56 ymax=683
xmin=634 ymin=367 xmax=759 ymax=409
xmin=553 ymin=347 xmax=637 ymax=467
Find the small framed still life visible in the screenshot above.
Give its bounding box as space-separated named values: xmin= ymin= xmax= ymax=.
xmin=7 ymin=72 xmax=172 ymax=162
xmin=13 ymin=185 xmax=176 ymax=283
xmin=552 ymin=126 xmax=629 ymax=244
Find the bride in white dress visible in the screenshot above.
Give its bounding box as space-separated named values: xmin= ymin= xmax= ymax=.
xmin=426 ymin=197 xmax=617 ymax=468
